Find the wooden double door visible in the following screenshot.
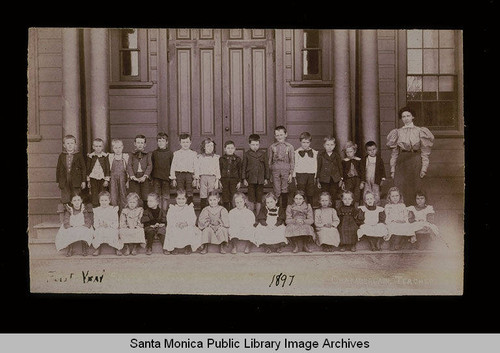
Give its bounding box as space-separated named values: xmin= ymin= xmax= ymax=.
xmin=168 ymin=29 xmax=276 ymax=157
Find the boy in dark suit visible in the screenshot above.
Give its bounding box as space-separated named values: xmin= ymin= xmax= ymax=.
xmin=127 ymin=134 xmax=153 ymax=207
xmin=242 ymin=134 xmax=270 ymax=216
xmin=360 ymin=140 xmax=387 ymax=205
xmin=56 ymin=135 xmax=87 ymax=205
xmin=316 ymin=136 xmax=344 ymax=209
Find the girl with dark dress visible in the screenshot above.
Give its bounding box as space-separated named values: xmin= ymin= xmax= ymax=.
xmin=336 ymin=191 xmax=364 ymax=252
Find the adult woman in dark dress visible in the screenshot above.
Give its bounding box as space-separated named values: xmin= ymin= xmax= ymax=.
xmin=386 ymin=107 xmax=435 ymax=204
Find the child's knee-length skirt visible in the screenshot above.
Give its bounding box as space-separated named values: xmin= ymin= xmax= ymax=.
xmin=357 ymin=223 xmax=388 ymax=240
xmin=387 ymin=222 xmax=415 ymax=236
xmin=255 ymin=224 xmax=288 ymax=246
xmin=316 ymin=227 xmax=340 ymax=247
xmin=164 ymin=226 xmax=202 ymax=251
xmin=55 ymin=226 xmax=93 ymax=251
xmin=285 ymin=224 xmax=316 ymax=240
xmin=229 ymin=226 xmax=257 ymax=245
xmin=119 ymin=228 xmax=146 ymax=248
xmin=92 ymin=228 xmax=123 ymax=249
xmin=200 ymin=226 xmax=229 ymax=245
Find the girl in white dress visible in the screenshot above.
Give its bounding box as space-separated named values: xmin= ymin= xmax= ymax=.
xmin=255 ymin=192 xmax=288 ymax=253
xmin=55 ymin=194 xmax=93 ymax=256
xmin=164 ymin=189 xmax=202 ymax=254
xmin=228 ymin=192 xmax=257 ymax=254
xmin=357 ymin=192 xmax=388 ymax=251
xmin=92 ymin=191 xmax=123 ymax=256
xmin=407 ymin=190 xmax=440 ymax=250
xmin=119 ymin=192 xmax=146 ymax=256
xmin=198 ymin=191 xmax=230 ymax=254
xmin=314 ymin=192 xmax=340 ymax=252
xmin=314 ymin=191 xmax=340 ymax=252
xmin=384 ymin=187 xmax=414 ymax=251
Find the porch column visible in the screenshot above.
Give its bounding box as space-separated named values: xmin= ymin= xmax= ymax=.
xmin=89 ymin=28 xmax=110 ymax=148
xmin=62 ymin=28 xmax=81 ymax=147
xmin=359 ymin=30 xmax=380 ymax=146
xmin=332 ymin=30 xmax=352 ymax=151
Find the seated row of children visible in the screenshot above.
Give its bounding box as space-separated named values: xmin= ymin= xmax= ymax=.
xmin=56 ymin=184 xmax=439 ymax=257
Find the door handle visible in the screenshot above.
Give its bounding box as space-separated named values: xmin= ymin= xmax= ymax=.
xmin=225 ymin=127 xmax=230 ymax=132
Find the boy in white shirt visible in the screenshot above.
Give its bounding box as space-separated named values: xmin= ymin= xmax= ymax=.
xmin=293 ymin=132 xmax=318 ymax=206
xmin=170 ymin=133 xmax=198 ymax=205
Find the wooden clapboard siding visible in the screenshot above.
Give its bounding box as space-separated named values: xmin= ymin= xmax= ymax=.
xmin=109 ymin=28 xmax=159 ymax=150
xmin=28 ymin=28 xmax=63 ymax=223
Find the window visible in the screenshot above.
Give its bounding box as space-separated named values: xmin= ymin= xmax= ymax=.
xmin=110 ymin=28 xmax=151 ymax=87
xmin=120 ymin=29 xmax=140 ymax=79
xmin=302 ymin=30 xmax=322 ymax=80
xmin=404 ymin=30 xmax=461 ymax=131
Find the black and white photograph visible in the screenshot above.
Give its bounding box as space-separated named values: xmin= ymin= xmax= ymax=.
xmin=26 ymin=27 xmax=464 ymax=296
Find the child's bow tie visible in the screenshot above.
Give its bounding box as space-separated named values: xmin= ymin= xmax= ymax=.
xmin=298 ymin=150 xmax=313 ymax=158
xmin=268 ymin=208 xmax=278 ymax=212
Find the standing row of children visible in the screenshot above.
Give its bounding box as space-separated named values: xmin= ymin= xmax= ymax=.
xmin=55 ymin=125 xmax=439 ymax=256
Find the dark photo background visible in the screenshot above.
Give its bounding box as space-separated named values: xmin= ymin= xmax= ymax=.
xmin=5 ymin=0 xmax=497 ymax=334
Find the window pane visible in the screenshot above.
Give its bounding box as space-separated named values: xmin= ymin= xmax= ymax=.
xmin=303 ymin=49 xmax=320 ymax=75
xmin=439 ymin=30 xmax=455 ymax=48
xmin=423 ymin=76 xmax=438 ymax=100
xmin=422 ymin=101 xmax=439 ymax=126
xmin=121 ymin=29 xmax=138 ymax=49
xmin=304 ymin=30 xmax=320 ymax=48
xmin=407 ymin=49 xmax=422 ymax=74
xmin=407 ymin=76 xmax=422 ymax=100
xmin=407 ymin=30 xmax=422 ymax=48
xmin=438 ymin=101 xmax=457 ymax=127
xmin=440 ymin=48 xmax=456 ymax=74
xmin=423 ymin=49 xmax=439 ymax=74
xmin=121 ymin=50 xmax=139 ymax=76
xmin=423 ymin=30 xmax=439 ymax=48
xmin=439 ymin=76 xmax=456 ymax=100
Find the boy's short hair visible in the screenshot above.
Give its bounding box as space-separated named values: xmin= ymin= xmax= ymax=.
xmin=63 ymin=135 xmax=77 ymax=143
xmin=299 ymin=132 xmax=312 ymax=142
xmin=157 ymin=132 xmax=169 ymax=141
xmin=323 ymin=136 xmax=336 ymax=143
xmin=134 ymin=134 xmax=147 ymax=142
xmin=147 ymin=192 xmax=160 ymax=202
xmin=92 ymin=138 xmax=104 ymax=144
xmin=179 ymin=133 xmax=191 ymax=141
xmin=98 ymin=190 xmax=111 ymax=199
xmin=111 ymin=139 xmax=124 ymax=147
xmin=274 ymin=125 xmax=287 ymax=134
xmin=343 ymin=141 xmax=358 ymax=152
xmin=248 ymin=134 xmax=261 ymax=143
xmin=224 ymin=140 xmax=235 ymax=148
xmin=341 ymin=190 xmax=354 ymax=199
xmin=365 ymin=140 xmax=377 ymax=149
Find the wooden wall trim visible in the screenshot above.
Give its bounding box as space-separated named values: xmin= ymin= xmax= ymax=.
xmin=28 ymin=29 xmax=42 ymax=142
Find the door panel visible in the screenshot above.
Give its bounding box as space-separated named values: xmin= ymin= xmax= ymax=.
xmin=167 ymin=29 xmax=275 ymax=158
xmin=221 ymin=29 xmax=276 ymax=159
xmin=168 ymin=29 xmax=223 ymax=154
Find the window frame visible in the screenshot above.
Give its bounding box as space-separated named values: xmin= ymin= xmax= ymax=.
xmin=302 ymin=29 xmax=322 ymax=81
xmin=110 ymin=28 xmax=152 ymax=88
xmin=398 ymin=30 xmax=464 ymax=137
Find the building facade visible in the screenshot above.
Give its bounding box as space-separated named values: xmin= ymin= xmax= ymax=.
xmin=27 ymin=28 xmax=464 ymax=241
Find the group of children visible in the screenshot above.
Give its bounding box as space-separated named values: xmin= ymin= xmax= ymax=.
xmin=55 ymin=126 xmax=440 ymax=256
